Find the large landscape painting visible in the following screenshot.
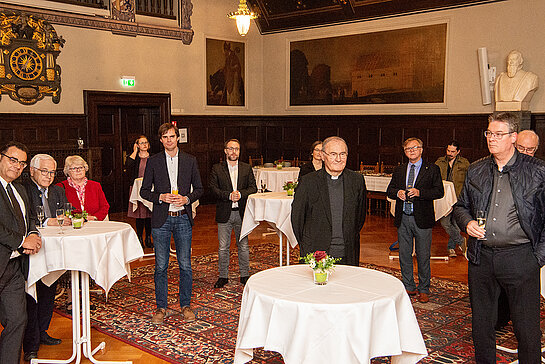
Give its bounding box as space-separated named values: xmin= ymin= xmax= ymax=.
xmin=290 ymin=23 xmax=447 ymax=106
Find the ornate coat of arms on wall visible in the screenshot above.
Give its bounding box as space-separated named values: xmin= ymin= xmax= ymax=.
xmin=0 ymin=11 xmax=65 ymax=105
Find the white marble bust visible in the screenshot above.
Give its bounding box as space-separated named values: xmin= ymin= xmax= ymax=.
xmin=495 ymin=50 xmax=538 ymax=111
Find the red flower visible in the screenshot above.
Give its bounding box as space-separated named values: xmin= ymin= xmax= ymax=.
xmin=313 ymin=250 xmax=327 ymax=262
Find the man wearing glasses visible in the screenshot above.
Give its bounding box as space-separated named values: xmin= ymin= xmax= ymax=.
xmin=22 ymin=154 xmax=68 ymax=361
xmin=292 ymin=136 xmax=367 ymax=266
xmin=515 ymin=129 xmax=539 ymax=157
xmin=454 ymin=112 xmax=545 ymax=363
xmin=209 ymin=139 xmax=257 ymax=288
xmin=0 ymin=142 xmax=42 ymax=363
xmin=387 ymin=137 xmax=444 ymax=304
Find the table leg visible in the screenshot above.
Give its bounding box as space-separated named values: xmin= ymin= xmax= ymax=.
xmin=32 ymin=271 xmax=81 ymax=364
xmin=279 ymin=233 xmax=283 ymax=266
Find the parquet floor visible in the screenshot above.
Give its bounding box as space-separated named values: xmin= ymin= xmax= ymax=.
xmin=11 ymin=205 xmax=468 ymax=363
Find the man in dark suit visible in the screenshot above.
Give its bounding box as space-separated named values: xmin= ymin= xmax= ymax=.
xmin=209 ymin=139 xmax=257 ymax=288
xmin=291 ymin=136 xmax=367 ymax=266
xmin=0 ymin=141 xmax=42 ymax=364
xmin=387 ymin=137 xmax=444 ymax=303
xmin=141 ymin=123 xmax=203 ymax=325
xmin=22 ymin=154 xmax=67 ymax=361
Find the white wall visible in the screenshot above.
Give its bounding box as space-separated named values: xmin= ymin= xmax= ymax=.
xmin=0 ymin=0 xmax=263 ymax=115
xmin=262 ymin=0 xmax=545 ymax=115
xmin=1 ymin=0 xmax=543 ymax=116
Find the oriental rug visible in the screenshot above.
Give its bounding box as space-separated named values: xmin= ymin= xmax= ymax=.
xmin=53 ymin=243 xmax=540 ymax=363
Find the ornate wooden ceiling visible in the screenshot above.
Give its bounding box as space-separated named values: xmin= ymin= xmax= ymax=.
xmin=246 ymin=0 xmax=503 ymax=33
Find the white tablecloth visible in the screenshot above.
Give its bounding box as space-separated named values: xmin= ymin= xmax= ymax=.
xmin=253 ymin=167 xmax=300 ymax=192
xmin=234 ymin=265 xmax=427 ymax=364
xmin=240 ymin=192 xmax=298 ymax=248
xmin=26 ymin=221 xmax=144 ymax=300
xmin=364 ymin=175 xmax=392 ymax=192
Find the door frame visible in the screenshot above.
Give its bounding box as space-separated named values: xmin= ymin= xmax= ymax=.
xmin=84 ymin=91 xmax=171 ymax=147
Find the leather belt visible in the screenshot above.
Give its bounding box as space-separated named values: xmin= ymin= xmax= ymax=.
xmin=168 ymin=210 xmax=186 ymax=217
xmin=231 ymin=207 xmax=239 ymax=211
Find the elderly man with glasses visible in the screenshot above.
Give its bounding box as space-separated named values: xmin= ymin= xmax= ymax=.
xmin=387 ymin=137 xmax=444 ymax=303
xmin=22 ymin=154 xmax=68 ymax=361
xmin=291 ymin=136 xmax=367 ymax=266
xmin=0 ymin=142 xmax=42 ymax=363
xmin=454 ymin=112 xmax=545 ymax=363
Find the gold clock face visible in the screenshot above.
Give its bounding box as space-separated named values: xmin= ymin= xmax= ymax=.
xmin=9 ymin=47 xmax=43 ymax=81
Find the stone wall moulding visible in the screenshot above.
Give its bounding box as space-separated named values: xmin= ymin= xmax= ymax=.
xmin=0 ymin=10 xmax=65 ymax=105
xmin=0 ymin=0 xmax=194 ymax=45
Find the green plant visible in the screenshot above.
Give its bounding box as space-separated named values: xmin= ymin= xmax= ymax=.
xmin=283 ymin=181 xmax=298 ymax=190
xmin=303 ymin=251 xmax=340 ymax=272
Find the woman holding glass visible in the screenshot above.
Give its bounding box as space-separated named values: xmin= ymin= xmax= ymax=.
xmin=126 ymin=135 xmax=152 ymax=248
xmin=298 ymin=140 xmax=323 ymax=177
xmin=57 ymin=155 xmax=109 ymax=221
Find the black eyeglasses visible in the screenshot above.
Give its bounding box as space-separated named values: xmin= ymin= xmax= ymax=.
xmin=1 ymin=152 xmax=27 ymax=168
xmin=484 ymin=130 xmax=513 ymax=140
xmin=36 ymin=168 xmax=56 ymax=177
xmin=225 ymin=147 xmax=240 ymax=152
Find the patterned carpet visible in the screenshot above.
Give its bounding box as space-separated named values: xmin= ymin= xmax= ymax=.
xmin=53 ymin=243 xmax=537 ymax=363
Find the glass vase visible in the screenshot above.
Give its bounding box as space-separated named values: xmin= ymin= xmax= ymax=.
xmin=313 ymin=270 xmax=329 ymax=285
xmin=286 ymin=189 xmax=294 ymax=196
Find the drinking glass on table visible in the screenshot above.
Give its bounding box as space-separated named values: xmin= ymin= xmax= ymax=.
xmin=64 ymin=202 xmax=73 ymax=217
xmin=260 ymin=181 xmax=267 ymax=193
xmin=36 ymin=205 xmax=45 ymax=228
xmin=56 ymin=208 xmax=65 ymax=234
xmin=476 ymin=210 xmax=487 ymax=240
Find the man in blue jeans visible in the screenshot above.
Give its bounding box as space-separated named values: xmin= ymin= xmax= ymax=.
xmin=141 ymin=123 xmax=203 ymax=324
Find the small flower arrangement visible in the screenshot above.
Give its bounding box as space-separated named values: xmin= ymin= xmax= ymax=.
xmin=283 ymin=180 xmax=297 ymax=196
xmin=304 ymin=251 xmax=340 ymax=272
xmin=304 ymin=251 xmax=340 ymax=285
xmin=283 ymin=181 xmax=298 ymax=190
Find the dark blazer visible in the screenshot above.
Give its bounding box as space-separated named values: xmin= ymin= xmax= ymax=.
xmin=24 ymin=180 xmax=68 ymax=220
xmin=126 ymin=154 xmax=145 ymax=185
xmin=209 ymin=161 xmax=257 ymax=223
xmin=387 ymin=160 xmax=444 ymax=229
xmin=140 ymin=150 xmax=203 ymax=228
xmin=0 ymin=181 xmax=37 ymax=279
xmin=291 ymin=168 xmax=367 ymax=266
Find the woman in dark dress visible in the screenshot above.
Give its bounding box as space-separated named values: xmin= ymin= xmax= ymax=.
xmin=126 ymin=135 xmax=152 ymax=248
xmin=299 ymin=140 xmax=323 ymax=178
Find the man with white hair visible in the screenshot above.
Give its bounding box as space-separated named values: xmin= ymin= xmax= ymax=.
xmin=22 ymin=154 xmax=68 ymax=361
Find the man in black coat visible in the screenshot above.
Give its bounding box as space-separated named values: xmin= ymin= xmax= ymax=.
xmin=291 ymin=136 xmax=367 ymax=266
xmin=22 ymin=154 xmax=67 ymax=361
xmin=0 ymin=141 xmax=41 ymax=364
xmin=387 ymin=137 xmax=443 ymax=303
xmin=141 ymin=123 xmax=203 ymax=325
xmin=209 ymin=139 xmax=257 ymax=288
xmin=453 ymin=113 xmax=545 ymax=363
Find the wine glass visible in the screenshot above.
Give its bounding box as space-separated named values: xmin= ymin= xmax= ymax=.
xmin=476 ymin=210 xmax=487 ymax=240
xmin=260 ymin=181 xmax=267 ymax=193
xmin=56 ymin=208 xmax=65 ymax=234
xmin=36 ymin=205 xmax=45 ymax=228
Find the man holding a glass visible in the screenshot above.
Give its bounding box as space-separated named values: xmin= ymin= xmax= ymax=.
xmin=454 ymin=112 xmax=545 ymax=363
xmin=22 ymin=154 xmax=68 ymax=361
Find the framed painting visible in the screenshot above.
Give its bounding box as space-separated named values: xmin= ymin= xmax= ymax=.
xmin=289 ymin=23 xmax=447 ymax=106
xmin=206 ymin=37 xmax=246 ymax=107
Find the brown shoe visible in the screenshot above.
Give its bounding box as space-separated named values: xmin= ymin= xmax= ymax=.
xmin=418 ymin=292 xmax=430 ymax=303
xmin=406 ymin=289 xmax=418 ymax=296
xmin=151 ymin=308 xmax=167 ymax=324
xmin=181 ymin=306 xmax=196 ymax=321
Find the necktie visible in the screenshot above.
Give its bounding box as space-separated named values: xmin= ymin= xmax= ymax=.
xmin=404 ymin=164 xmax=415 ymax=215
xmin=40 ymin=187 xmax=52 ymax=218
xmin=6 ymin=183 xmax=25 ymax=233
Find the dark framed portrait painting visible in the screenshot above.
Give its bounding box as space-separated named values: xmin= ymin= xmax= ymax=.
xmin=290 ymin=23 xmax=447 ymax=106
xmin=206 ymin=37 xmax=246 ymax=106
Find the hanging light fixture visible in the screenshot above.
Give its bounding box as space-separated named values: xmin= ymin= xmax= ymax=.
xmin=228 ymin=0 xmax=257 ymax=36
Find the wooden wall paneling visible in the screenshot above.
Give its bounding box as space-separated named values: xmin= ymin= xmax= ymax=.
xmin=532 ymin=114 xmax=545 ymax=161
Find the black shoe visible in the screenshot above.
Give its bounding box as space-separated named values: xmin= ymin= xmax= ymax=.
xmin=40 ymin=333 xmax=62 ymax=345
xmin=240 ymin=276 xmax=249 ymax=285
xmin=24 ymin=351 xmax=38 ymax=361
xmin=145 ymin=236 xmax=153 ymax=248
xmin=214 ymin=278 xmax=228 ymax=288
